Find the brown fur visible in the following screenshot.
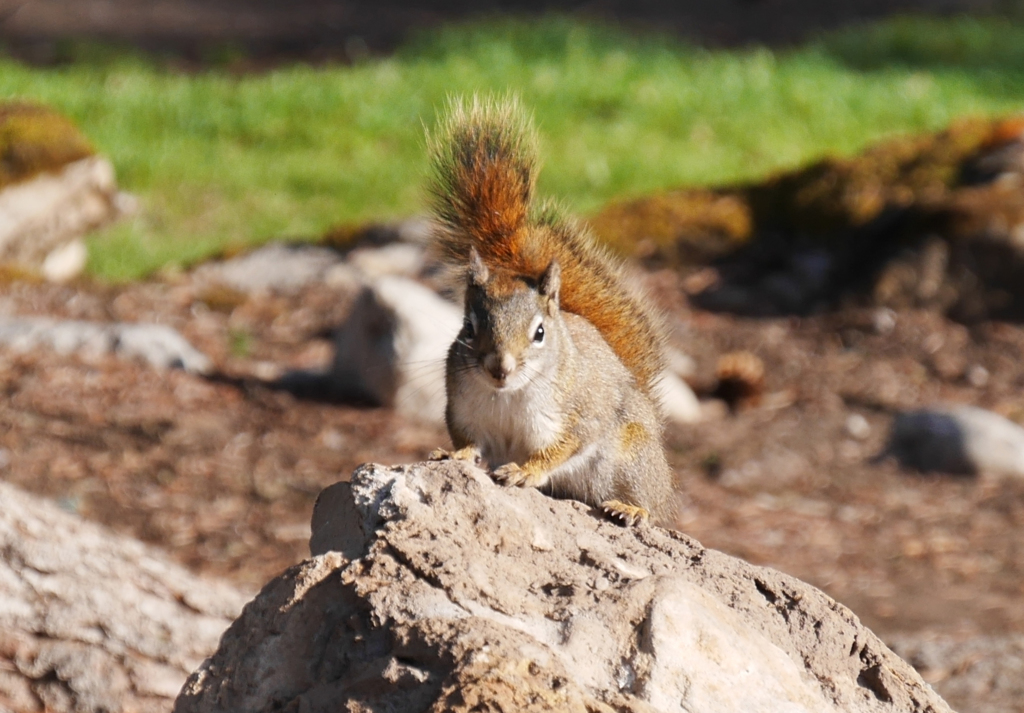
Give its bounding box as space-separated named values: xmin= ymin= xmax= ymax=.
xmin=428 ymin=96 xmax=666 ymax=396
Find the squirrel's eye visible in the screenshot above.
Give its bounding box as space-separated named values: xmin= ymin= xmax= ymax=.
xmin=533 ymin=323 xmax=545 ymax=343
xmin=463 ymin=318 xmax=475 ymax=338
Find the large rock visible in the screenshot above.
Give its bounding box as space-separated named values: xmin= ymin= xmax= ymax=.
xmin=192 ymin=242 xmax=344 ymax=295
xmin=0 ymin=317 xmax=213 ymax=373
xmin=0 ymin=481 xmax=247 ymax=713
xmin=191 ymin=222 xmax=432 ymax=296
xmin=0 ymin=101 xmax=124 ymax=282
xmin=331 ymin=275 xmax=461 ymax=425
xmin=883 ymin=404 xmax=1024 ymax=477
xmin=592 ymin=115 xmax=1024 ymax=321
xmin=0 ymin=156 xmax=121 ymax=281
xmin=177 ymin=459 xmax=951 ymax=713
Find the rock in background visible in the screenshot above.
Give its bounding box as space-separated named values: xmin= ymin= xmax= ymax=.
xmin=882 ymin=404 xmax=1024 ymax=477
xmin=591 ymin=115 xmax=1024 ymax=322
xmin=331 ymin=274 xmax=460 ymax=425
xmin=177 ymin=459 xmax=951 ymax=713
xmin=0 ymin=317 xmax=213 ymax=373
xmin=0 ymin=481 xmax=247 ymax=713
xmin=190 ymin=242 xmax=348 ymax=295
xmin=0 ymin=103 xmax=125 ymax=281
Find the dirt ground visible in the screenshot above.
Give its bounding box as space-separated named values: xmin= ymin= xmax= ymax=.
xmin=1 ymin=262 xmax=1022 ymax=651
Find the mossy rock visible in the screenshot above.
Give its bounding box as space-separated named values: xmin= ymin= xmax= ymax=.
xmin=590 ymin=115 xmax=1024 ymax=266
xmin=0 ymin=103 xmax=95 ymax=192
xmin=746 ymin=116 xmax=1002 ymax=235
xmin=588 ymin=189 xmax=752 ymax=267
xmin=592 ymin=114 xmax=1024 ymax=320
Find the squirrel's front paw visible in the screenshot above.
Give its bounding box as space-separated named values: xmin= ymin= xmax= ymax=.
xmin=428 ymin=445 xmax=482 ymax=463
xmin=492 ymin=462 xmax=547 ymax=489
xmin=600 ymin=500 xmax=650 ymax=527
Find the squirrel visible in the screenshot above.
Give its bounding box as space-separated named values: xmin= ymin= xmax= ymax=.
xmin=426 ymin=97 xmax=674 ymax=526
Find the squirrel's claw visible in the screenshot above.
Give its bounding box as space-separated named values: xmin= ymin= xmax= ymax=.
xmin=492 ymin=462 xmax=546 ymax=489
xmin=600 ymin=500 xmax=650 ymax=527
xmin=429 ymin=446 xmax=482 ymax=464
xmin=492 ymin=462 xmax=526 ymax=486
xmin=428 ymin=447 xmax=454 ymax=461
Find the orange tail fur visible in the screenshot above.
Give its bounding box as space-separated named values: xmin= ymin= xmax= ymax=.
xmin=428 ymin=96 xmax=665 ymax=395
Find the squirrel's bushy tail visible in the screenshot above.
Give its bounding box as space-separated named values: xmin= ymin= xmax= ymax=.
xmin=428 ymin=96 xmax=536 ymax=258
xmin=428 ymin=96 xmax=665 ymax=395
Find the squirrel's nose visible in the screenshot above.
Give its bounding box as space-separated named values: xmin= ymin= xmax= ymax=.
xmin=485 ymin=352 xmax=517 ymax=383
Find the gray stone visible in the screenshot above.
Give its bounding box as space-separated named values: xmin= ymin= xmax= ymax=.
xmin=0 ymin=317 xmax=212 ymax=373
xmin=176 ymin=459 xmax=952 ymax=713
xmin=195 ymin=242 xmax=343 ymax=294
xmin=322 ymin=261 xmax=363 ymax=290
xmin=194 ymin=222 xmax=435 ymax=296
xmin=883 ymin=405 xmax=1024 ymax=477
xmin=846 ymin=413 xmax=871 ymax=441
xmin=115 ymin=323 xmax=214 ymax=373
xmin=666 ymin=347 xmax=697 ymax=380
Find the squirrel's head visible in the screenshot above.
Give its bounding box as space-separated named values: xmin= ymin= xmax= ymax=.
xmin=455 ymin=248 xmax=561 ymax=391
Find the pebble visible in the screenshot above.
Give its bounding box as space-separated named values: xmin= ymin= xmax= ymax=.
xmin=873 ymin=308 xmax=897 ymax=335
xmin=845 ymin=413 xmax=871 ymax=440
xmin=966 ymin=364 xmax=989 ymax=388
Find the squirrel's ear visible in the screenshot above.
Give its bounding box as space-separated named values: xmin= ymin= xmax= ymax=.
xmin=539 ymin=259 xmax=561 ymax=313
xmin=468 ymin=248 xmax=490 ymax=286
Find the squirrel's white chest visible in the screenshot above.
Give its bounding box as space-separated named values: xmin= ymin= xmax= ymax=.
xmin=450 ymin=379 xmax=562 ymax=466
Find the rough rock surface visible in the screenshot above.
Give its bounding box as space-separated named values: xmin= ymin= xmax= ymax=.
xmin=177 ymin=459 xmax=951 ymax=713
xmin=0 ymin=317 xmax=213 ymax=373
xmin=0 ymin=481 xmax=247 ymax=713
xmin=0 ymin=156 xmax=120 ymax=280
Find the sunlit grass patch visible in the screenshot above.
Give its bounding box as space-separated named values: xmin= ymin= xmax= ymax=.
xmin=1 ymin=16 xmax=1023 ymax=281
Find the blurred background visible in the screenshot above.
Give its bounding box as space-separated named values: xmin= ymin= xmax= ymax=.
xmin=1 ymin=0 xmax=1023 ymax=277
xmin=2 ymin=0 xmax=1022 ymax=56
xmin=2 ymin=2 xmax=1024 ymax=711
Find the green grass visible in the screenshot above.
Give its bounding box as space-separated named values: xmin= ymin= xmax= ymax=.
xmin=2 ymin=15 xmax=1024 ymax=280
